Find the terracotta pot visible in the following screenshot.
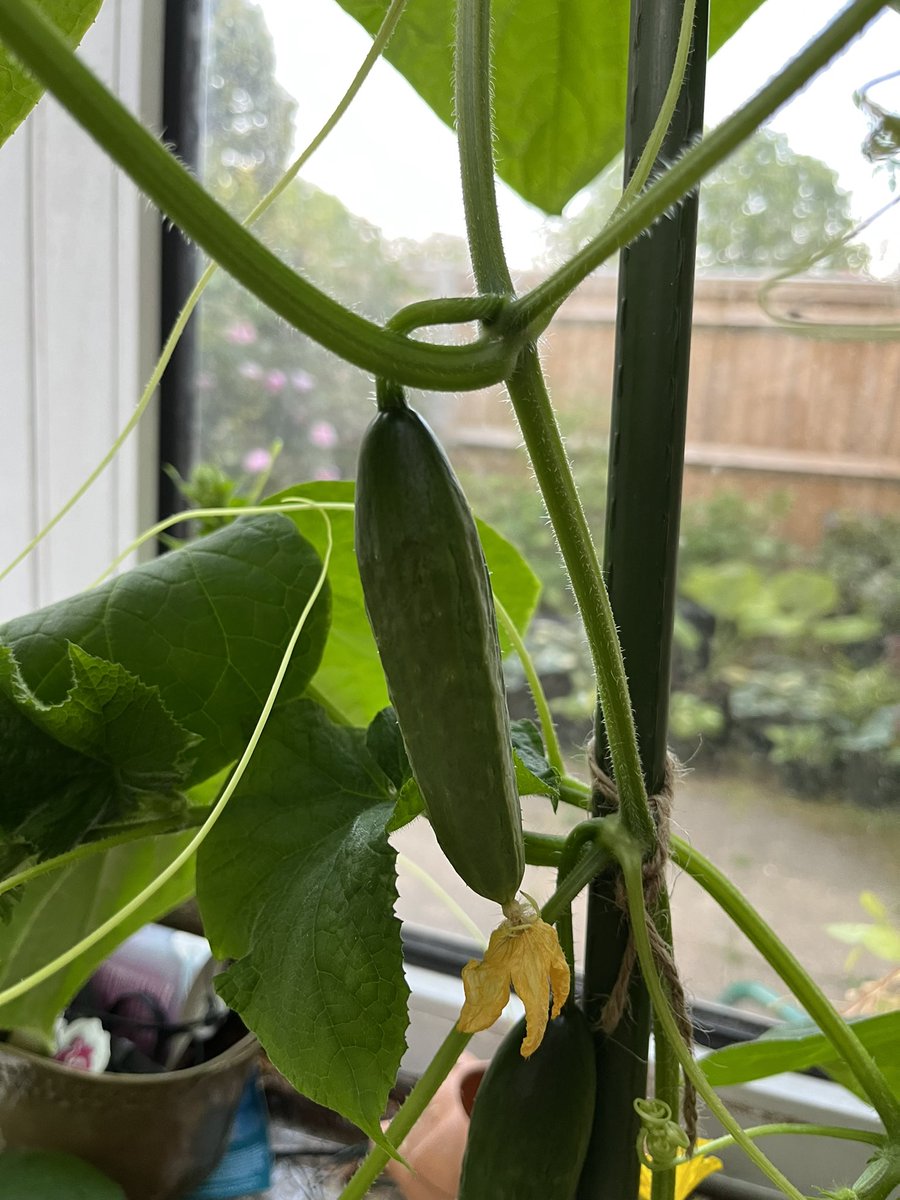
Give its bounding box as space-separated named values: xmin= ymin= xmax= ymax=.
xmin=0 ymin=1033 xmax=258 ymax=1200
xmin=382 ymin=1053 xmax=488 ymax=1200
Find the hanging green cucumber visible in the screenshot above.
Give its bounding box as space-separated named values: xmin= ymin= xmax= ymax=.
xmin=355 ymin=384 xmax=524 ymax=906
xmin=459 ymin=1005 xmax=596 ymax=1199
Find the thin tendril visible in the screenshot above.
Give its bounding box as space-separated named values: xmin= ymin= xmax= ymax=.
xmin=91 ymin=499 xmax=352 ymax=586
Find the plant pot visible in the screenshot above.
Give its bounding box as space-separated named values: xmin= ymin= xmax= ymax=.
xmin=0 ymin=1032 xmax=258 ymax=1200
xmin=381 ymin=1053 xmax=487 ymax=1200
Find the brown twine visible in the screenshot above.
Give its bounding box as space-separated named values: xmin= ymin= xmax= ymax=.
xmin=587 ymin=741 xmax=697 ymax=1147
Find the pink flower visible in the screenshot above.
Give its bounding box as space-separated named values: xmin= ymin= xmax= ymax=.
xmin=225 ymin=320 xmax=257 ymax=345
xmin=57 ymin=1036 xmax=95 ymax=1071
xmin=243 ymin=447 xmax=272 ymax=473
xmin=291 ymin=369 xmax=315 ymax=393
xmin=265 ymin=369 xmax=287 ymax=393
xmin=314 ymin=466 xmax=340 ymax=481
xmin=309 ymin=420 xmax=338 ymax=449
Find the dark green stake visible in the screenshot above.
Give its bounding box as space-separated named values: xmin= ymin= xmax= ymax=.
xmin=579 ymin=2 xmax=709 ymax=1196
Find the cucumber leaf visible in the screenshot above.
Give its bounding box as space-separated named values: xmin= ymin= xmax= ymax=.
xmin=366 ymin=706 xmax=410 ymax=790
xmin=0 ymin=643 xmax=194 ymax=883
xmin=386 ymin=776 xmax=425 ymax=834
xmin=366 ymin=707 xmax=427 ymax=833
xmin=475 ymin=517 xmax=541 ymax=660
xmin=511 ymin=717 xmax=560 ymax=806
xmin=0 ymin=1150 xmax=124 ymax=1200
xmin=197 ymin=699 xmax=408 ymax=1142
xmin=332 ymin=0 xmax=767 ymax=213
xmin=0 ymin=832 xmax=195 ymax=1045
xmin=267 ymin=481 xmax=540 ymax=726
xmin=0 ymin=1 xmax=104 ymax=150
xmin=700 ymin=1011 xmax=900 ymax=1103
xmin=0 ymin=514 xmax=330 ymax=786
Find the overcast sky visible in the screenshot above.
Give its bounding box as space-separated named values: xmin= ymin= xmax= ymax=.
xmin=260 ymin=0 xmax=900 ymax=270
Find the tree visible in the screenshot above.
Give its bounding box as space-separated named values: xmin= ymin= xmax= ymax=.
xmin=196 ymin=0 xmax=425 ymax=486
xmin=197 ymin=177 xmax=419 ymax=484
xmin=203 ymin=0 xmax=297 ymax=211
xmin=546 ymin=128 xmax=870 ymax=273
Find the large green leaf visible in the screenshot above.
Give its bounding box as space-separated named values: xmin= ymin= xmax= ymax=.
xmin=0 ymin=833 xmax=195 ymax=1045
xmin=701 ymin=1011 xmax=900 ymax=1103
xmin=0 ymin=0 xmax=104 ymax=150
xmin=0 ymin=515 xmax=330 ymax=785
xmin=0 ymin=643 xmax=195 ymax=880
xmin=333 ymin=0 xmax=767 ymax=213
xmin=267 ymin=481 xmax=540 ymax=726
xmin=196 ymin=700 xmax=408 ymax=1141
xmin=0 ymin=1151 xmax=124 ymax=1200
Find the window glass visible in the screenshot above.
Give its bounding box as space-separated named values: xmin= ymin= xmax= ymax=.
xmin=193 ymin=0 xmax=900 ymax=1017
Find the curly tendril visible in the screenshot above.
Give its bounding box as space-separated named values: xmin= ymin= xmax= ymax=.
xmin=635 ymin=1098 xmax=690 ymax=1171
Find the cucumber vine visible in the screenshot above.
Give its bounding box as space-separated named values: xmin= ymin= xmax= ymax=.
xmin=0 ymin=1 xmax=897 ymax=1198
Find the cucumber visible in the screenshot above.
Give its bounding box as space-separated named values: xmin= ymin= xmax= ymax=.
xmin=355 ymin=397 xmax=524 ymax=905
xmin=458 ymin=1008 xmax=600 ymax=1195
xmin=459 ymin=1006 xmax=596 ymax=1199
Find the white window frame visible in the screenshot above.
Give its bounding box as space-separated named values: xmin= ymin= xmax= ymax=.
xmin=0 ymin=0 xmax=164 ymax=623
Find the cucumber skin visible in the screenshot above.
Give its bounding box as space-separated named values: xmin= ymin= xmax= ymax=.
xmin=355 ymin=405 xmax=524 ymax=905
xmin=459 ymin=1008 xmax=596 ymax=1200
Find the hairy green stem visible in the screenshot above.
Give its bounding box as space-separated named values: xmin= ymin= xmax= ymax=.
xmin=505 ymin=351 xmax=655 ymax=849
xmin=453 ymin=0 xmax=654 ymax=850
xmin=523 ymin=830 xmax=566 ymax=866
xmin=386 ymin=294 xmax=508 ymax=336
xmin=507 ymin=0 xmax=885 ymax=331
xmin=339 ymin=1027 xmax=474 ymax=1200
xmin=558 ymin=779 xmax=591 ymax=810
xmin=616 ymin=846 xmax=806 ymax=1200
xmin=544 ymin=831 xmax=613 ymax=926
xmin=685 ymin=1123 xmax=885 ymax=1161
xmin=651 ymin=888 xmax=680 ymax=1200
xmin=454 ymin=0 xmax=513 ymax=294
xmin=670 ymin=834 xmax=900 ymax=1135
xmin=0 ymin=0 xmax=409 ymax=584
xmin=0 ymin=1 xmax=516 ymax=391
xmin=554 ymin=831 xmax=587 ymax=989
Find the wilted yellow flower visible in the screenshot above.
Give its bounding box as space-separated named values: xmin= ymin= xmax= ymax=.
xmin=457 ymin=901 xmax=570 ymax=1056
xmin=638 ymin=1142 xmax=724 ymax=1200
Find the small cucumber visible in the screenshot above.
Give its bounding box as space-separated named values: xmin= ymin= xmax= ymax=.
xmin=355 ymin=397 xmax=524 ymax=905
xmin=459 ymin=1006 xmax=596 ymax=1200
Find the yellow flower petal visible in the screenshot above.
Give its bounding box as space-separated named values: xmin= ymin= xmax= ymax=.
xmin=457 ymin=958 xmax=510 ymax=1034
xmin=673 ymin=1149 xmax=724 ymax=1200
xmin=456 ymin=906 xmax=570 ymax=1056
xmin=638 ymin=1143 xmax=724 ymax=1200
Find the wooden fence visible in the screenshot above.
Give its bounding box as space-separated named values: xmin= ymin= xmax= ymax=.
xmin=444 ymin=271 xmax=900 ymax=544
